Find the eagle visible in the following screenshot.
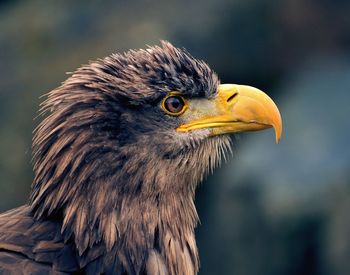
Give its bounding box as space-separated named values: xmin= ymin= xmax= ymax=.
xmin=0 ymin=41 xmax=282 ymax=275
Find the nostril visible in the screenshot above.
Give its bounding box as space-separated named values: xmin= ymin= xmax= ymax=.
xmin=227 ymin=92 xmax=238 ymax=103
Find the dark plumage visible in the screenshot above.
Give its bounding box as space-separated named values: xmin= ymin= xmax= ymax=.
xmin=0 ymin=41 xmax=282 ymax=274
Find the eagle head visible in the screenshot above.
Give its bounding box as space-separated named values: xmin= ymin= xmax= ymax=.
xmin=29 ymin=41 xmax=282 ymax=274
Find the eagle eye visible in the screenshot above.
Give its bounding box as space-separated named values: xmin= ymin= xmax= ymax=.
xmin=161 ymin=93 xmax=187 ymax=116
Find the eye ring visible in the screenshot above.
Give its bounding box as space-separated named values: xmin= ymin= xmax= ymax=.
xmin=161 ymin=92 xmax=188 ymax=116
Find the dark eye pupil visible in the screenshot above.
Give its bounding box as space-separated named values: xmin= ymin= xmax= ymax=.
xmin=165 ymin=96 xmax=184 ymax=113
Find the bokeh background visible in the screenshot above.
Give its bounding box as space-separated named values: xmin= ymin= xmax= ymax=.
xmin=1 ymin=0 xmax=350 ymax=274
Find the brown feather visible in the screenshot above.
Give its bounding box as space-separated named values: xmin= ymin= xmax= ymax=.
xmin=0 ymin=41 xmax=229 ymax=274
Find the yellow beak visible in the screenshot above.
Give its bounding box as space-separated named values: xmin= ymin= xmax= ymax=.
xmin=177 ymin=84 xmax=282 ymax=143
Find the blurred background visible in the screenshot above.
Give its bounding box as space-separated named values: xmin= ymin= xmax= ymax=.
xmin=0 ymin=0 xmax=350 ymax=274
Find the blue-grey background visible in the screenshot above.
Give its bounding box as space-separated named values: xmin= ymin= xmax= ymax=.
xmin=1 ymin=1 xmax=349 ymax=274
